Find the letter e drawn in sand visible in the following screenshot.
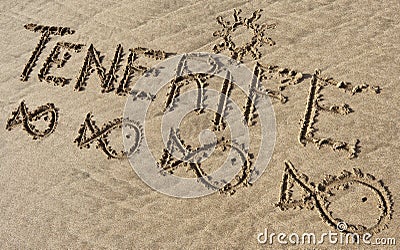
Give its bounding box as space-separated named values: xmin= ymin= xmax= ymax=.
xmin=298 ymin=70 xmax=381 ymax=159
xmin=117 ymin=47 xmax=174 ymax=95
xmin=74 ymin=113 xmax=143 ymax=159
xmin=275 ymin=160 xmax=393 ymax=235
xmin=38 ymin=42 xmax=85 ymax=86
xmin=6 ymin=101 xmax=59 ymax=139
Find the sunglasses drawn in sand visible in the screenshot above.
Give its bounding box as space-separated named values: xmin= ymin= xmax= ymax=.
xmin=6 ymin=101 xmax=59 ymax=140
xmin=74 ymin=113 xmax=143 ymax=160
xmin=276 ymin=160 xmax=393 ymax=235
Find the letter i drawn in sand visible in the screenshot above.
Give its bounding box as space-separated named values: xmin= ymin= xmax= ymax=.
xmin=213 ymin=70 xmax=233 ymax=131
xmin=74 ymin=113 xmax=143 ymax=159
xmin=6 ymin=101 xmax=59 ymax=139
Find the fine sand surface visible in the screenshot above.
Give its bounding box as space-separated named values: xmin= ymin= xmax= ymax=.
xmin=1 ymin=0 xmax=399 ymax=249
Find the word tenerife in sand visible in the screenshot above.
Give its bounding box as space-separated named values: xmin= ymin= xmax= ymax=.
xmin=20 ymin=23 xmax=171 ymax=95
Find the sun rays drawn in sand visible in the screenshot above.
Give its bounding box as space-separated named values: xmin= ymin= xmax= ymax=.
xmin=213 ymin=9 xmax=276 ymax=62
xmin=276 ymin=160 xmax=393 ymax=235
xmin=6 ymin=101 xmax=59 ymax=140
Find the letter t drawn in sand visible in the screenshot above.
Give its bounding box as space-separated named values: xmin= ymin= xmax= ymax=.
xmin=21 ymin=23 xmax=75 ymax=81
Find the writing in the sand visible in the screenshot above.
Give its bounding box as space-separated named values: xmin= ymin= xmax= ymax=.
xmin=20 ymin=23 xmax=171 ymax=95
xmin=17 ymin=23 xmax=382 ymax=160
xmin=10 ymin=10 xmax=393 ymax=235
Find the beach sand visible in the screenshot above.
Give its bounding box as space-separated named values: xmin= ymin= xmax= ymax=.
xmin=0 ymin=0 xmax=399 ymax=248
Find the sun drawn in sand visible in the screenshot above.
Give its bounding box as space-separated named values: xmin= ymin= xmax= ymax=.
xmin=212 ymin=9 xmax=276 ymax=62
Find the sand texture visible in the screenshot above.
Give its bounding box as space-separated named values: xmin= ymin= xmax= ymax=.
xmin=1 ymin=0 xmax=399 ymax=249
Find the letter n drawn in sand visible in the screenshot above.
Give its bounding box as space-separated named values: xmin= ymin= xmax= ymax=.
xmin=75 ymin=44 xmax=124 ymax=92
xmin=75 ymin=45 xmax=172 ymax=94
xmin=213 ymin=70 xmax=233 ymax=131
